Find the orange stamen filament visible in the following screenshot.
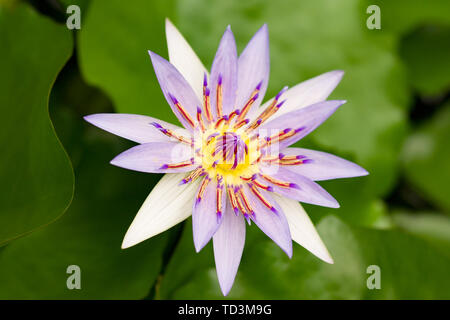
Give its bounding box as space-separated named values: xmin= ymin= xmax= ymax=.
xmin=174 ymin=101 xmax=195 ymax=128
xmin=261 ymin=174 xmax=292 ymax=188
xmin=249 ymin=184 xmax=273 ymax=210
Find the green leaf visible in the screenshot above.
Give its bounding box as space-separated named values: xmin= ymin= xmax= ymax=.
xmin=0 ymin=119 xmax=169 ymax=299
xmin=78 ymin=0 xmax=177 ymax=122
xmin=160 ymin=215 xmax=450 ymax=299
xmin=402 ymin=104 xmax=450 ymax=211
xmin=400 ymin=25 xmax=450 ymax=96
xmin=0 ymin=3 xmax=74 ymax=244
xmin=366 ymin=0 xmax=450 ymax=35
xmin=392 ymin=210 xmax=450 ymax=256
xmin=303 ymin=180 xmax=392 ymax=228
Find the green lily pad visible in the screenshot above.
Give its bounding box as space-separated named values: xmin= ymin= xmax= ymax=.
xmin=0 ymin=3 xmax=74 ymax=244
xmin=400 ymin=25 xmax=450 ymax=96
xmin=0 ymin=115 xmax=168 ymax=299
xmin=392 ymin=210 xmax=450 ymax=256
xmin=78 ymin=0 xmax=177 ymax=123
xmin=160 ymin=215 xmax=450 ymax=299
xmin=402 ymin=104 xmax=450 ymax=211
xmin=366 ymin=0 xmax=450 ymax=35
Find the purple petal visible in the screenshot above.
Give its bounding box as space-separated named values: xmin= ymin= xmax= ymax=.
xmin=259 ymin=100 xmax=346 ymax=150
xmin=243 ymin=185 xmax=292 ymax=257
xmin=84 ymin=113 xmax=188 ymax=144
xmin=148 ymin=51 xmax=202 ymax=131
xmin=213 ymin=200 xmax=245 ymax=296
xmin=259 ymin=70 xmax=344 ymax=121
xmin=281 ymin=148 xmax=369 ymax=181
xmin=192 ymin=178 xmax=226 ymax=252
xmin=258 ymin=166 xmax=339 ymax=208
xmin=236 ymin=24 xmax=270 ymax=117
xmin=210 ymin=26 xmax=238 ymax=118
xmin=110 ymin=142 xmax=195 ymax=173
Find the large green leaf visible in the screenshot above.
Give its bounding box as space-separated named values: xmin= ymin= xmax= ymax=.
xmin=367 ymin=0 xmax=450 ymax=35
xmin=78 ymin=0 xmax=177 ymax=123
xmin=160 ymin=215 xmax=450 ymax=299
xmin=0 ymin=3 xmax=74 ymax=244
xmin=400 ymin=25 xmax=450 ymax=97
xmin=392 ymin=210 xmax=450 ymax=256
xmin=402 ymin=104 xmax=450 ymax=211
xmin=0 ymin=113 xmax=168 ymax=299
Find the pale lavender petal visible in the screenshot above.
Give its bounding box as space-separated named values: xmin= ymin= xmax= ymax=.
xmin=258 ymin=166 xmax=339 ymax=208
xmin=110 ymin=142 xmax=195 ymax=173
xmin=236 ymin=24 xmax=269 ymax=117
xmin=259 ymin=100 xmax=346 ymax=150
xmin=281 ymin=148 xmax=369 ymax=181
xmin=213 ymin=200 xmax=245 ymax=296
xmin=84 ymin=113 xmax=189 ymax=144
xmin=259 ymin=70 xmax=344 ymax=121
xmin=210 ymin=26 xmax=238 ymax=118
xmin=243 ymin=185 xmax=292 ymax=257
xmin=192 ymin=178 xmax=226 ymax=252
xmin=148 ymin=51 xmax=201 ymax=131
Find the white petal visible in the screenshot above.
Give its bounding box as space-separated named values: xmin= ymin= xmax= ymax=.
xmin=121 ymin=172 xmax=199 ymax=249
xmin=260 ymin=70 xmax=344 ymax=121
xmin=273 ymin=194 xmax=334 ymax=264
xmin=165 ymin=18 xmax=208 ymax=101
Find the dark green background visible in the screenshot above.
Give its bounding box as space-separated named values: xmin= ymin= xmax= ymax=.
xmin=0 ymin=0 xmax=449 ymax=299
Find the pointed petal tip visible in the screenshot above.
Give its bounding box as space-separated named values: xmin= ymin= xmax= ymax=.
xmin=109 ymin=156 xmax=120 ymax=167
xmin=350 ymin=165 xmax=370 ymax=178
xmin=83 ymin=113 xmax=106 ymax=125
xmin=323 ymin=70 xmax=344 ymax=83
xmin=330 ymin=200 xmax=340 ymax=209
xmin=329 ymin=99 xmax=346 ymax=108
xmin=360 ymin=167 xmax=370 ymax=176
xmin=316 ymin=249 xmax=334 ymax=264
xmin=121 ymin=234 xmax=138 ymax=249
xmin=223 ymin=25 xmax=235 ymax=38
xmin=121 ymin=242 xmax=131 ymax=250
xmin=220 ymin=284 xmax=232 ymax=296
xmin=333 ymin=69 xmax=345 ymax=77
xmin=83 ymin=115 xmax=98 ymax=127
xmin=109 ymin=151 xmax=137 ymax=170
xmin=148 ymin=50 xmax=166 ymax=63
xmin=286 ymin=246 xmax=293 ymax=259
xmin=193 ymin=233 xmax=210 ymax=253
xmin=258 ymin=23 xmax=268 ymax=34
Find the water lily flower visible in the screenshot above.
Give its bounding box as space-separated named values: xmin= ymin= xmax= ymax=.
xmin=84 ymin=19 xmax=368 ymax=296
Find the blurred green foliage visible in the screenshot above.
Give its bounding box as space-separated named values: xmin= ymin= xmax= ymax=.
xmin=402 ymin=104 xmax=450 ymax=211
xmin=160 ymin=216 xmax=450 ymax=299
xmin=0 ymin=0 xmax=448 ymax=299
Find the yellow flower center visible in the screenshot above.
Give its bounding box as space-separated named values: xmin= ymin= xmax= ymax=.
xmin=197 ymin=124 xmax=259 ymax=185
